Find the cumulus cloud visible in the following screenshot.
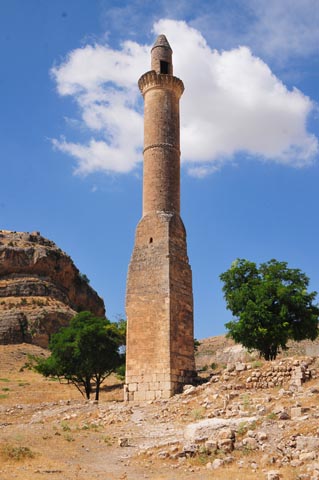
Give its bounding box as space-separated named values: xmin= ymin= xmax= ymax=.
xmin=52 ymin=19 xmax=318 ymax=177
xmin=51 ymin=41 xmax=148 ymax=174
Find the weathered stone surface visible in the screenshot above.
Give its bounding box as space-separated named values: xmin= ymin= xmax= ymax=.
xmin=184 ymin=417 xmax=257 ymax=442
xmin=278 ymin=411 xmax=291 ymax=420
xmin=266 ymin=471 xmax=282 ymax=480
xmin=291 ymin=407 xmax=303 ymax=418
xmin=296 ymin=436 xmax=319 ymax=452
xmin=235 ymin=362 xmax=246 ymax=371
xmin=242 ymin=436 xmax=258 ymax=450
xmin=125 ymin=36 xmax=195 ymax=401
xmin=212 ymin=458 xmax=224 ymax=469
xmin=0 ymin=230 xmax=105 ymax=346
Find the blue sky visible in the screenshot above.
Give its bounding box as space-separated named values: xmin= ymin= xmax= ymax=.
xmin=1 ymin=0 xmax=319 ymax=339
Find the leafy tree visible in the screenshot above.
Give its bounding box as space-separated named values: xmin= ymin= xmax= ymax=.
xmin=35 ymin=312 xmax=124 ymax=400
xmin=194 ymin=338 xmax=201 ymax=351
xmin=220 ymin=259 xmax=319 ymax=360
xmin=113 ymin=317 xmax=127 ymax=379
xmin=114 ymin=317 xmax=127 ymax=346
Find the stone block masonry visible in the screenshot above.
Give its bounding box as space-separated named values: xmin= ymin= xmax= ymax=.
xmin=125 ymin=35 xmax=196 ymax=401
xmin=125 ymin=212 xmax=195 ymax=400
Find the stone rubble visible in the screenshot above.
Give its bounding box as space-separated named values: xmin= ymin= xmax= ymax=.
xmin=131 ymin=355 xmax=319 ymax=477
xmin=1 ymin=352 xmax=319 ymax=478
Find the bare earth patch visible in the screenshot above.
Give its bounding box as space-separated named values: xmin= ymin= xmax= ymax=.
xmin=1 ymin=343 xmax=319 ymax=480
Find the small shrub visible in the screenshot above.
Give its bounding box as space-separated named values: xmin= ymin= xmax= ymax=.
xmin=242 ymin=445 xmax=254 ymax=455
xmin=249 ymin=420 xmax=257 ymax=430
xmin=241 ymin=393 xmax=251 ymax=410
xmin=251 ymin=360 xmax=263 ymax=368
xmin=197 ymin=446 xmax=211 ymax=465
xmin=79 ymin=273 xmax=90 ymax=284
xmin=1 ymin=444 xmax=35 ymax=461
xmin=267 ymin=412 xmax=277 ymax=420
xmin=80 ymin=423 xmax=101 ymax=431
xmin=103 ymin=436 xmax=115 ymax=446
xmin=60 ymin=421 xmax=71 ymax=432
xmin=237 ymin=421 xmax=248 ymax=436
xmin=191 ymin=408 xmax=205 ymax=420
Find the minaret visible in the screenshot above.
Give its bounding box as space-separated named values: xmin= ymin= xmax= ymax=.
xmin=124 ymin=35 xmax=195 ymax=401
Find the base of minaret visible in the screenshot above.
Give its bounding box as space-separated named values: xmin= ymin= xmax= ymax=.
xmin=124 ymin=372 xmax=195 ymax=402
xmin=125 ymin=212 xmax=196 ymax=401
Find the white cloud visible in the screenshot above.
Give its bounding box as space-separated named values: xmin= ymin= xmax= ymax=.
xmin=51 ymin=41 xmax=148 ymax=174
xmin=52 ymin=19 xmax=318 ymax=177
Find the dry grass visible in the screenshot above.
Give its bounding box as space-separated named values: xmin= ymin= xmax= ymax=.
xmin=0 ymin=443 xmax=35 ymax=461
xmin=192 ymin=465 xmax=298 ymax=480
xmin=0 ymin=343 xmax=124 ymax=407
xmin=0 ymin=344 xmax=129 ymax=479
xmin=1 ymin=343 xmax=318 ymax=479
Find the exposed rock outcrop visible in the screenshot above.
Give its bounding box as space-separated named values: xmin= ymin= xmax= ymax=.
xmin=0 ymin=230 xmax=105 ymax=346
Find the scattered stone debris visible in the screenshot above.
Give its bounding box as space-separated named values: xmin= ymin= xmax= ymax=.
xmin=1 ymin=344 xmax=319 ymax=479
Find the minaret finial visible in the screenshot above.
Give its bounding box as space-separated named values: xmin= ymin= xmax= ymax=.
xmin=151 ymin=34 xmax=173 ymax=75
xmin=151 ymin=34 xmax=172 ymax=51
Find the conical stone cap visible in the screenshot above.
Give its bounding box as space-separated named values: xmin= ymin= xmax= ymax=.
xmin=152 ymin=34 xmax=172 ymax=51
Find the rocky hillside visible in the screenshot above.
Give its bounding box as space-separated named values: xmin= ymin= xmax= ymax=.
xmin=0 ymin=230 xmax=105 ymax=346
xmin=196 ymin=335 xmax=319 ymax=372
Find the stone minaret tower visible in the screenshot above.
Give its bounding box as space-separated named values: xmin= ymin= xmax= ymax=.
xmin=124 ymin=35 xmax=195 ymax=401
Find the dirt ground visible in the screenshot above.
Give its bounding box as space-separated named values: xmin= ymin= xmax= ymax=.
xmin=0 ymin=344 xmax=317 ymax=480
xmin=0 ymin=344 xmax=203 ymax=480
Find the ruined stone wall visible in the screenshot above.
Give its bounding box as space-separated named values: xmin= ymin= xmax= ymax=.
xmin=207 ymin=357 xmax=317 ymax=391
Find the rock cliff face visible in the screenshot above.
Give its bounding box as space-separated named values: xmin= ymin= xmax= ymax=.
xmin=0 ymin=230 xmax=105 ymax=346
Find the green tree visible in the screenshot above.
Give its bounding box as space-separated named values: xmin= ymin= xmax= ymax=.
xmin=220 ymin=259 xmax=319 ymax=360
xmin=35 ymin=312 xmax=124 ymax=400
